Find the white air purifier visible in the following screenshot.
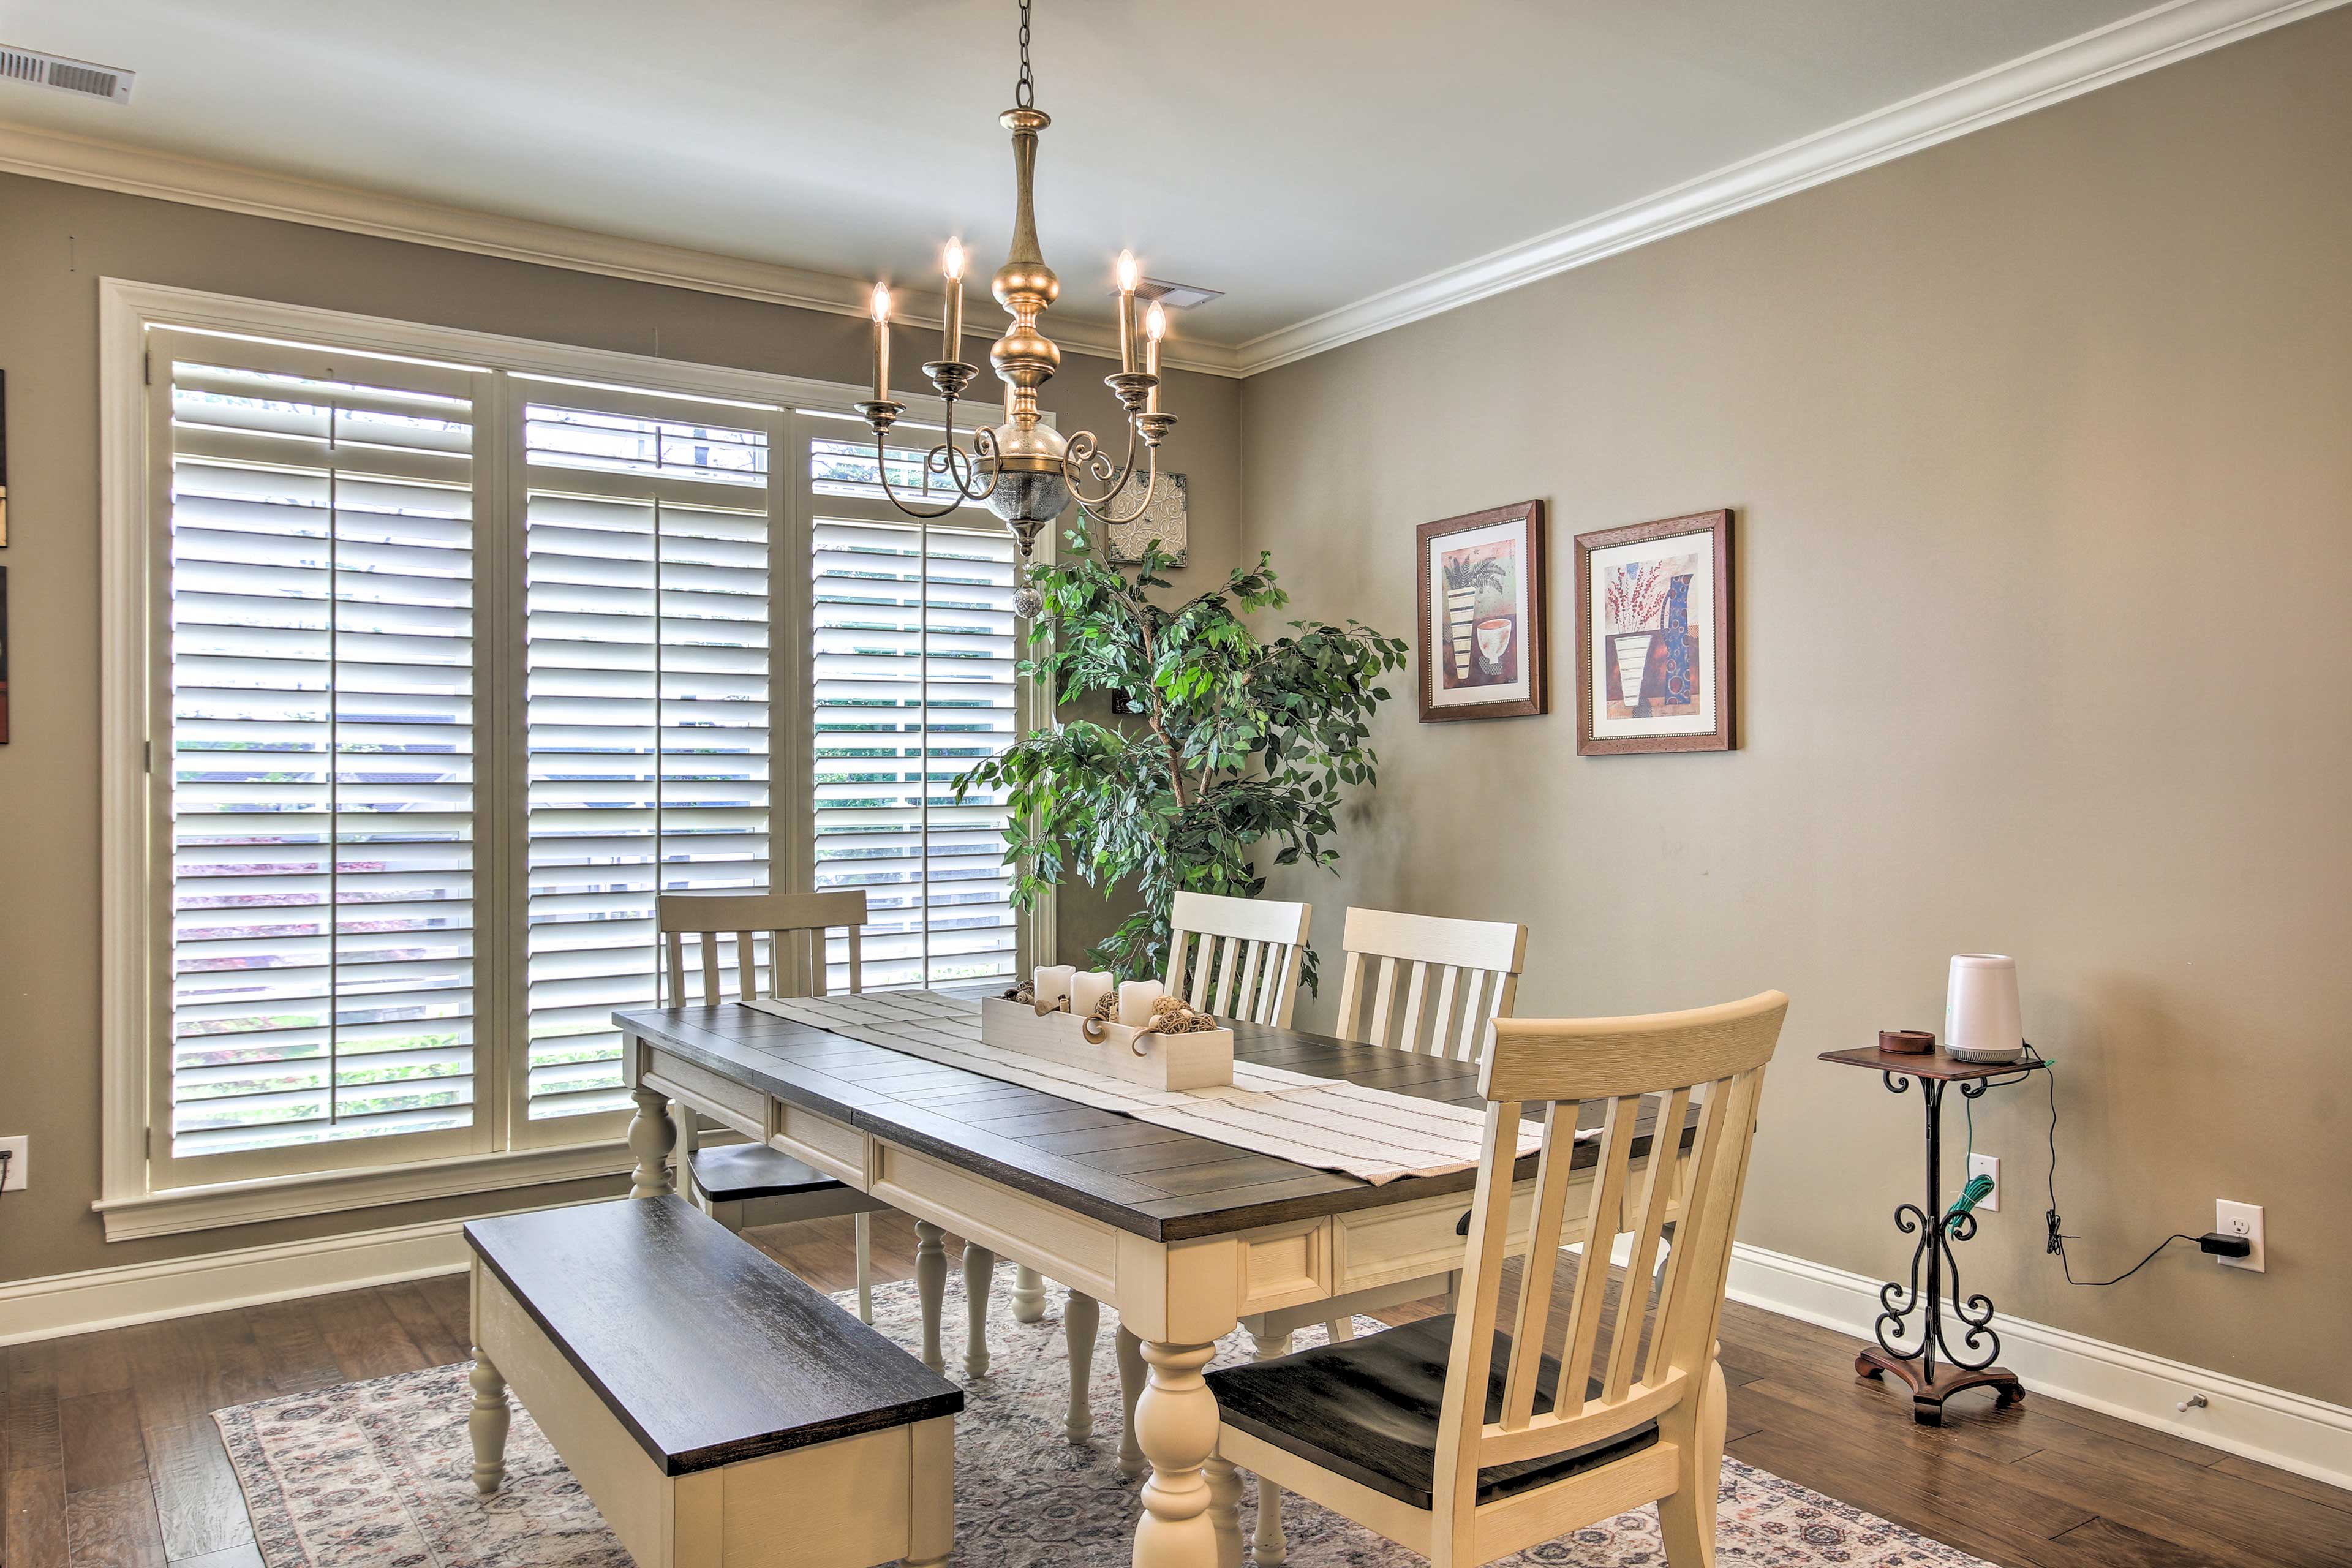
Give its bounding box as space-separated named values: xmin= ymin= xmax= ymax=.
xmin=1944 ymin=954 xmax=2024 ymax=1063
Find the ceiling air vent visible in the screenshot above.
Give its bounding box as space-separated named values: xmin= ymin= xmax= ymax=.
xmin=0 ymin=47 xmax=136 ymax=104
xmin=1131 ymin=278 xmax=1224 ymax=311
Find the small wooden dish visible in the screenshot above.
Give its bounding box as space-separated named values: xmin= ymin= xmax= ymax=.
xmin=1879 ymin=1029 xmax=1936 ymax=1055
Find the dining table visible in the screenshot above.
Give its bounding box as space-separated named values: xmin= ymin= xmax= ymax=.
xmin=614 ymin=992 xmax=1695 ymax=1568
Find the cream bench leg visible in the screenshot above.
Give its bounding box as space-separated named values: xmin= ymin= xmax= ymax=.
xmin=469 ymin=1349 xmax=510 ymax=1494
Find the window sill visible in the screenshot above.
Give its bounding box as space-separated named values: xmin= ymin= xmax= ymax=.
xmin=92 ymin=1139 xmax=636 ymax=1242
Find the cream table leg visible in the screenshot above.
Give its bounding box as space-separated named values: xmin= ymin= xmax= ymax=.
xmin=963 ymin=1242 xmax=997 ymax=1381
xmin=1206 ymin=1450 xmax=1243 ymax=1568
xmin=1065 ymin=1292 xmax=1101 ymax=1440
xmin=1116 ymin=1321 xmax=1148 ymax=1479
xmin=914 ymin=1219 xmax=948 ymax=1374
xmin=1011 ymin=1264 xmax=1047 ymax=1323
xmin=1134 ymin=1340 xmax=1221 ymax=1568
xmin=627 ymin=1085 xmax=676 ymax=1199
xmin=1247 ymin=1327 xmax=1294 ymax=1564
xmin=468 ymin=1349 xmax=510 ymax=1495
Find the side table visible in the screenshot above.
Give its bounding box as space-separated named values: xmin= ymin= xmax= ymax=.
xmin=1819 ymin=1042 xmax=2046 ymax=1425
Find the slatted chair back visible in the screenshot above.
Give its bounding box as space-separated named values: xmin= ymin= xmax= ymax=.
xmin=1332 ymin=907 xmax=1528 ymax=1060
xmin=1163 ymin=891 xmax=1313 ymax=1027
xmin=657 ymin=889 xmax=868 ymax=1006
xmin=1432 ymin=991 xmax=1788 ymax=1547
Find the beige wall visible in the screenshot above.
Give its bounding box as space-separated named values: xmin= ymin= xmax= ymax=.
xmin=1238 ymin=12 xmax=2352 ymax=1403
xmin=0 ymin=173 xmax=1240 ymax=1285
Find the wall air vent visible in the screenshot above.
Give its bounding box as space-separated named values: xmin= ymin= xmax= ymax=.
xmin=0 ymin=47 xmax=136 ymax=104
xmin=1131 ymin=278 xmax=1224 ymax=311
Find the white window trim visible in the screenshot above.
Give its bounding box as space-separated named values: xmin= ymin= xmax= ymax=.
xmin=97 ymin=278 xmax=1055 ymax=1239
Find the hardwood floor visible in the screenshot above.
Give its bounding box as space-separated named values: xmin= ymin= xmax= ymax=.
xmin=5 ymin=1210 xmax=2343 ymax=1568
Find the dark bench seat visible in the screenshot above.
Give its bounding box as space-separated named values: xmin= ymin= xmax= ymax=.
xmin=464 ymin=1196 xmax=959 ymax=1568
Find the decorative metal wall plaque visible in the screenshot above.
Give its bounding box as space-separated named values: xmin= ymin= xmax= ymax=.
xmin=1102 ymin=470 xmax=1187 ymax=566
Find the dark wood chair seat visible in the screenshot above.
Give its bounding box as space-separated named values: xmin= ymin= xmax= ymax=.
xmin=690 ymin=1142 xmax=846 ymax=1204
xmin=1204 ymin=1314 xmax=1659 ymax=1510
xmin=466 ymin=1196 xmax=959 ymax=1475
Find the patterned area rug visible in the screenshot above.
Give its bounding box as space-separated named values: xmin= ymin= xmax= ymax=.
xmin=215 ymin=1275 xmax=1992 ymax=1567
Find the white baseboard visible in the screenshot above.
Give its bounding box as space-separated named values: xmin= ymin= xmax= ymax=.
xmin=0 ymin=1213 xmax=492 ymax=1346
xmin=1727 ymin=1242 xmax=2352 ymax=1493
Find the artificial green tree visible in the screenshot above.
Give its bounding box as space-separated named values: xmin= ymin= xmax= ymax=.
xmin=953 ymin=530 xmax=1407 ymax=992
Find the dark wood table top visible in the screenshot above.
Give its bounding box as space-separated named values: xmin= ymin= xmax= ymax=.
xmin=467 ymin=1195 xmax=962 ymax=1474
xmin=616 ymin=1003 xmax=1694 ymax=1245
xmin=1817 ymin=1043 xmax=2049 ymax=1083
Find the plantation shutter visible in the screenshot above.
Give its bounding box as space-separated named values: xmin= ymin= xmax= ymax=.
xmin=805 ymin=422 xmax=1020 ymax=992
xmin=156 ymin=332 xmax=488 ymax=1184
xmin=521 ymin=387 xmax=778 ymax=1125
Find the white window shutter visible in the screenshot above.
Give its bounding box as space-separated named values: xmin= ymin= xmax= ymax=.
xmin=159 ymin=336 xmax=484 ymax=1182
xmin=522 ymin=393 xmax=776 ymax=1120
xmin=807 ymin=429 xmax=1019 ymax=992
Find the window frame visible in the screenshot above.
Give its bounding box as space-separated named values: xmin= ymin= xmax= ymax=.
xmin=98 ymin=280 xmax=1054 ymax=1238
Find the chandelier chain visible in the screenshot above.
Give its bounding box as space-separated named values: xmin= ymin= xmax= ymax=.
xmin=1015 ymin=0 xmax=1035 ymax=108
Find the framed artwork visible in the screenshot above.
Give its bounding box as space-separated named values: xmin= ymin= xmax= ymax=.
xmin=1575 ymin=508 xmax=1733 ymax=755
xmin=1 ymin=369 xmax=9 ymax=546
xmin=1103 ymin=470 xmax=1187 ymax=565
xmin=1416 ymin=500 xmax=1547 ymax=722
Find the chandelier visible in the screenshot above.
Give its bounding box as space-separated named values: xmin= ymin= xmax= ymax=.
xmin=854 ymin=0 xmax=1177 ymax=619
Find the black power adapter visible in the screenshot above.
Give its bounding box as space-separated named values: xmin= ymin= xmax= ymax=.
xmin=2196 ymin=1232 xmax=2253 ymax=1260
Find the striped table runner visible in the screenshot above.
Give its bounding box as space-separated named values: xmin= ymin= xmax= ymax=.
xmin=739 ymin=990 xmax=1569 ymax=1185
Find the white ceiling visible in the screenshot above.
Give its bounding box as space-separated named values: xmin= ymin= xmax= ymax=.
xmin=0 ymin=1 xmax=2204 ymax=347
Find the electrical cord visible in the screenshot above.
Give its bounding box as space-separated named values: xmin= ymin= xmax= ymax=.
xmin=2034 ymin=1047 xmax=2201 ymax=1285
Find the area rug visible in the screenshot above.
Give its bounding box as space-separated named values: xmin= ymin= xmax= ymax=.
xmin=214 ymin=1276 xmax=1992 ymax=1567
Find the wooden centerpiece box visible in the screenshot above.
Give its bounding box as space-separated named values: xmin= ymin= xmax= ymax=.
xmin=979 ymin=994 xmax=1234 ymax=1091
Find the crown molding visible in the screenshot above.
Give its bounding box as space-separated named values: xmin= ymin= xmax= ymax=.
xmin=1232 ymin=0 xmax=2346 ymax=375
xmin=0 ymin=118 xmax=1246 ymax=379
xmin=4 ymin=0 xmax=2334 ymax=382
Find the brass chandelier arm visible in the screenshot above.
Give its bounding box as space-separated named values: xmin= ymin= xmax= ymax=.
xmin=1062 ymin=424 xmax=1139 ymax=504
xmin=859 ymin=418 xmax=1000 ymax=520
xmin=1072 ymin=435 xmax=1163 ymax=527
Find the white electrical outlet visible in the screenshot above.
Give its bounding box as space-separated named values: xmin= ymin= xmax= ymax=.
xmin=1967 ymin=1153 xmax=2000 ymax=1213
xmin=2215 ymin=1200 xmax=2264 ymax=1272
xmin=0 ymin=1136 xmax=25 ymax=1192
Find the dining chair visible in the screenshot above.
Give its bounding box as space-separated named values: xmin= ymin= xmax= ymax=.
xmin=1164 ymin=889 xmax=1314 ymax=1027
xmin=1332 ymin=905 xmax=1529 ymax=1061
xmin=658 ymin=889 xmax=885 ymax=1322
xmin=1249 ymin=903 xmax=1528 ymax=1564
xmin=1208 ymin=990 xmax=1788 ymax=1568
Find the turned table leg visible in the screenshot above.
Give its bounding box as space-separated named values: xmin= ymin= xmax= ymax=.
xmin=468 ymin=1349 xmax=510 ymax=1495
xmin=1133 ymin=1339 xmax=1222 ymax=1568
xmin=1011 ymin=1264 xmax=1048 ymax=1324
xmin=914 ymin=1219 xmax=948 ymax=1374
xmin=963 ymin=1242 xmax=997 ymax=1381
xmin=626 ymin=1085 xmax=676 ymax=1199
xmin=1248 ymin=1327 xmax=1294 ymax=1564
xmin=1065 ymin=1292 xmax=1101 ymax=1441
xmin=1116 ymin=1321 xmax=1148 ymax=1479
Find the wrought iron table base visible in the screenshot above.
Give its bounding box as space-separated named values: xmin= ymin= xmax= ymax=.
xmin=1857 ymin=1069 xmax=2027 ymax=1425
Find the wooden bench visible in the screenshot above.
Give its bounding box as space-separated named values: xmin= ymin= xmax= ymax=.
xmin=465 ymin=1196 xmax=961 ymax=1568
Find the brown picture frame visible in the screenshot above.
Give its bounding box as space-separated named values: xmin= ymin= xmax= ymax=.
xmin=1574 ymin=508 xmax=1735 ymax=755
xmin=1415 ymin=500 xmax=1547 ymax=723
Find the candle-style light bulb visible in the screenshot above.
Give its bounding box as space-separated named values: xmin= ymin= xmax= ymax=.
xmin=1143 ymin=300 xmax=1167 ymax=412
xmin=870 ymin=282 xmax=892 ymax=402
xmin=1115 ymin=250 xmax=1140 ymax=374
xmin=941 ymin=239 xmax=966 ymax=368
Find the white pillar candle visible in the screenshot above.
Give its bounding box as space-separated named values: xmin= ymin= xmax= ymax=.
xmin=1034 ymin=965 xmax=1076 ymax=1012
xmin=1118 ymin=980 xmax=1166 ymax=1028
xmin=1071 ymin=970 xmax=1116 ymax=1019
